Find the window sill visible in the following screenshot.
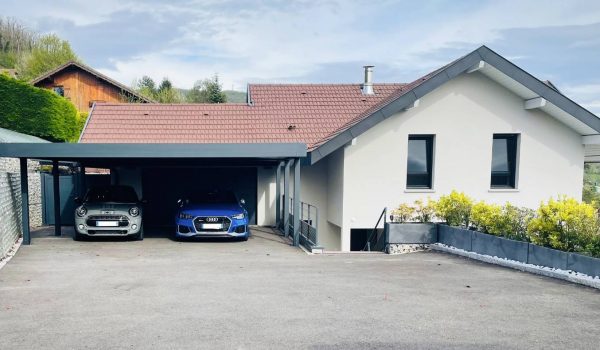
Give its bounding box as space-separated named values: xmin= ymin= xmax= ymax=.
xmin=488 ymin=188 xmax=519 ymax=193
xmin=404 ymin=189 xmax=435 ymax=193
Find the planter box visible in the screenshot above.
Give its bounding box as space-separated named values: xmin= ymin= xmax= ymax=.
xmin=386 ymin=223 xmax=437 ymax=244
xmin=527 ymin=244 xmax=568 ymax=270
xmin=471 ymin=231 xmax=529 ymax=262
xmin=567 ymin=253 xmax=600 ymax=278
xmin=438 ymin=225 xmax=472 ymax=251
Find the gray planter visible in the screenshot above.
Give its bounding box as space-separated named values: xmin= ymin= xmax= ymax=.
xmin=527 ymin=244 xmax=568 ymax=270
xmin=471 ymin=231 xmax=529 ymax=262
xmin=438 ymin=225 xmax=472 ymax=251
xmin=386 ymin=223 xmax=437 ymax=244
xmin=567 ymin=253 xmax=600 ymax=278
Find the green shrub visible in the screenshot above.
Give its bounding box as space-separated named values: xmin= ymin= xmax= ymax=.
xmin=414 ymin=198 xmax=436 ymax=223
xmin=391 ymin=203 xmax=415 ymax=223
xmin=435 ymin=190 xmax=473 ymax=227
xmin=527 ymin=196 xmax=599 ymax=253
xmin=501 ymin=204 xmax=535 ymax=241
xmin=471 ymin=201 xmax=503 ymax=234
xmin=0 ymin=74 xmax=79 ymax=142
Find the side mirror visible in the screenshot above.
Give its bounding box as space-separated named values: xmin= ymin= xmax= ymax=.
xmin=240 ymin=198 xmax=246 ymax=205
xmin=74 ymin=197 xmax=82 ymax=205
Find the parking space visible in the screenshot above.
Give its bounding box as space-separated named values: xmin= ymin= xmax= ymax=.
xmin=0 ymin=226 xmax=599 ymax=349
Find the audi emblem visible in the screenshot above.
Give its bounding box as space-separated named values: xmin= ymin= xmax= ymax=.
xmin=206 ymin=217 xmax=219 ymax=222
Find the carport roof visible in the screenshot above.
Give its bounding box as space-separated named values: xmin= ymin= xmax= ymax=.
xmin=0 ymin=142 xmax=306 ymax=161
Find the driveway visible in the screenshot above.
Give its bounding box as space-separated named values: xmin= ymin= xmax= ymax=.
xmin=0 ymin=227 xmax=599 ymax=349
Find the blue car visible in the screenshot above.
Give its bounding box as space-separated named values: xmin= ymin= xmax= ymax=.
xmin=175 ymin=190 xmax=249 ymax=241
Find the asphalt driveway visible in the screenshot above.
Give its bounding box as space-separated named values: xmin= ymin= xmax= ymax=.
xmin=0 ymin=227 xmax=599 ymax=349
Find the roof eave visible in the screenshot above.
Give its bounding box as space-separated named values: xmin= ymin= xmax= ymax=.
xmin=308 ymin=45 xmax=600 ymax=164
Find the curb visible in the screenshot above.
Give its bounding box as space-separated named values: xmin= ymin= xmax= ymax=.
xmin=0 ymin=237 xmax=23 ymax=271
xmin=431 ymin=243 xmax=600 ymax=290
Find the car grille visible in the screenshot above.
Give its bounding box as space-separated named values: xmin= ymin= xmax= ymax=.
xmin=193 ymin=216 xmax=231 ymax=232
xmin=86 ymin=215 xmax=129 ymax=227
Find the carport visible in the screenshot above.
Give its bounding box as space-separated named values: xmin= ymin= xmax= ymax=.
xmin=0 ymin=143 xmax=308 ymax=247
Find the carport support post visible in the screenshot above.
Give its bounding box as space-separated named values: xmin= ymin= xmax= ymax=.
xmin=283 ymin=159 xmax=291 ymax=237
xmin=275 ymin=162 xmax=282 ymax=228
xmin=19 ymin=158 xmax=30 ymax=245
xmin=52 ymin=160 xmax=61 ymax=236
xmin=292 ymin=158 xmax=301 ymax=247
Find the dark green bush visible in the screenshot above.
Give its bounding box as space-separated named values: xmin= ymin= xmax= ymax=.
xmin=0 ymin=74 xmax=79 ymax=142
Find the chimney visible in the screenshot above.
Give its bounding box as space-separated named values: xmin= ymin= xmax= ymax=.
xmin=361 ymin=65 xmax=374 ymax=95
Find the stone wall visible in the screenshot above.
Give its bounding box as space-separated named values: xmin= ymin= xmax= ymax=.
xmin=0 ymin=157 xmax=42 ymax=259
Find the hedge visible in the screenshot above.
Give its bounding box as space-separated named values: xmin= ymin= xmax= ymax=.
xmin=0 ymin=74 xmax=80 ymax=142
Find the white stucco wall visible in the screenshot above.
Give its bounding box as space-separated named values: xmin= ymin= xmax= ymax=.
xmin=257 ymin=166 xmax=277 ymax=226
xmin=339 ymin=72 xmax=584 ymax=250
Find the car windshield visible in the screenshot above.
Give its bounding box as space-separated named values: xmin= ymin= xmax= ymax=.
xmin=84 ymin=186 xmax=139 ymax=203
xmin=188 ymin=190 xmax=238 ymax=204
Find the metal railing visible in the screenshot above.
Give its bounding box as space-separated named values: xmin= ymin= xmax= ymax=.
xmin=363 ymin=207 xmax=387 ymax=251
xmin=286 ymin=197 xmax=319 ymax=249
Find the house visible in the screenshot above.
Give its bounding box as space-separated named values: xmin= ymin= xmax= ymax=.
xmin=5 ymin=46 xmax=600 ymax=252
xmin=31 ymin=61 xmax=152 ymax=112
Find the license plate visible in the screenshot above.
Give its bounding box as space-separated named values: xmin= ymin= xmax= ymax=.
xmin=97 ymin=221 xmax=119 ymax=227
xmin=202 ymin=223 xmax=222 ymax=230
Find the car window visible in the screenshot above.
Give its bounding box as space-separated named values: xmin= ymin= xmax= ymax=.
xmin=188 ymin=190 xmax=237 ymax=204
xmin=85 ymin=186 xmax=139 ymax=203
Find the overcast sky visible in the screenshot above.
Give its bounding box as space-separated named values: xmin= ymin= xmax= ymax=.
xmin=4 ymin=0 xmax=600 ymax=113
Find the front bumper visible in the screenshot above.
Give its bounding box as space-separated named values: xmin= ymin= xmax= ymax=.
xmin=175 ymin=216 xmax=248 ymax=238
xmin=75 ymin=214 xmax=142 ymax=236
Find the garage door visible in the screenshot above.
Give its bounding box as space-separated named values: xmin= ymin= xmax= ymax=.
xmin=141 ymin=167 xmax=257 ymax=227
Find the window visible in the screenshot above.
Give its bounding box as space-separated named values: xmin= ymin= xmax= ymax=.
xmin=491 ymin=134 xmax=519 ymax=188
xmin=52 ymin=86 xmax=64 ymax=97
xmin=406 ymin=135 xmax=434 ymax=189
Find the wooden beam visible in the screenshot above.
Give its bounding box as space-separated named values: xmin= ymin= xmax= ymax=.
xmin=292 ymin=158 xmax=301 ymax=247
xmin=403 ymin=99 xmax=420 ymax=111
xmin=467 ymin=61 xmax=486 ymax=73
xmin=52 ymin=160 xmax=61 ymax=237
xmin=525 ymin=97 xmax=547 ymax=110
xmin=20 ymin=158 xmax=30 ymax=245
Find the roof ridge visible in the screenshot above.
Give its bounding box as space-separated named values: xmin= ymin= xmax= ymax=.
xmin=30 ymin=61 xmax=154 ymax=103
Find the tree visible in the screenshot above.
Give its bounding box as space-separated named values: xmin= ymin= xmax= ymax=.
xmin=18 ymin=33 xmax=78 ymax=80
xmin=133 ymin=76 xmax=181 ymax=103
xmin=186 ymin=74 xmax=227 ymax=103
xmin=0 ymin=74 xmax=79 ymax=142
xmin=0 ymin=17 xmax=36 ymax=69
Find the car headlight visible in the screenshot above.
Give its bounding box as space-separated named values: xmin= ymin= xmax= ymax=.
xmin=179 ymin=212 xmax=194 ymax=220
xmin=232 ymin=213 xmax=245 ymax=220
xmin=129 ymin=207 xmax=140 ymax=217
xmin=76 ymin=206 xmax=87 ymax=217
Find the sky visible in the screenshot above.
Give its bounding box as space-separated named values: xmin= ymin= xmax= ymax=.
xmin=4 ymin=0 xmax=600 ymax=113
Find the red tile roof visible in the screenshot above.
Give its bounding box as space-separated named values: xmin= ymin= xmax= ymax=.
xmin=80 ymin=65 xmax=445 ymax=150
xmin=80 ymin=83 xmax=409 ymax=149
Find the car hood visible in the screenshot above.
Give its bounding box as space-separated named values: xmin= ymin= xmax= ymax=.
xmin=82 ymin=202 xmax=139 ymax=211
xmin=180 ymin=203 xmax=244 ymax=216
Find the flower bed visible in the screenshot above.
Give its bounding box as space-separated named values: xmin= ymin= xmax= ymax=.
xmin=389 ymin=191 xmax=600 ymax=277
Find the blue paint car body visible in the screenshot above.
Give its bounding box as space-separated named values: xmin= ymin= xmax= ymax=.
xmin=174 ymin=191 xmax=249 ymax=240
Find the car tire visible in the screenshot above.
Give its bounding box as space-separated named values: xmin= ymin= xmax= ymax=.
xmin=133 ymin=225 xmax=144 ymax=241
xmin=73 ymin=232 xmax=85 ymax=241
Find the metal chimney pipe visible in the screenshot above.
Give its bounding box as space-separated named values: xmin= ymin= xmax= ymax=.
xmin=362 ymin=65 xmax=374 ymax=95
